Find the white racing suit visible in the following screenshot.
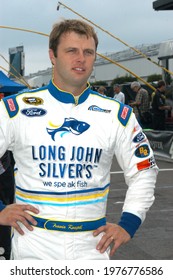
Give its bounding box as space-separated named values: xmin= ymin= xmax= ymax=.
xmin=0 ymin=80 xmax=158 ymax=259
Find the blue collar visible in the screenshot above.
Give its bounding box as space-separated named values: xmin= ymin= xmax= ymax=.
xmin=48 ymin=80 xmax=91 ymax=105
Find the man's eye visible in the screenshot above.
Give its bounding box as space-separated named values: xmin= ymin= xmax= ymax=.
xmin=67 ymin=49 xmax=76 ymax=53
xmin=85 ymin=50 xmax=94 ymax=56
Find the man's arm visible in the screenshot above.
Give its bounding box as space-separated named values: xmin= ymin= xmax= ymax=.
xmin=158 ymin=105 xmax=172 ymax=111
xmin=94 ymin=108 xmax=158 ymax=257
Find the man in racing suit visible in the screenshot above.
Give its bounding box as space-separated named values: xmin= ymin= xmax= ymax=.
xmin=0 ymin=19 xmax=158 ymax=260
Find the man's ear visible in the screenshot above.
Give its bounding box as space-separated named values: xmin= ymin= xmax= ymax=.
xmin=49 ymin=49 xmax=55 ymax=65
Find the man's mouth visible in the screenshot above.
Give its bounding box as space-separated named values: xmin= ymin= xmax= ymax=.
xmin=73 ymin=67 xmax=85 ymax=72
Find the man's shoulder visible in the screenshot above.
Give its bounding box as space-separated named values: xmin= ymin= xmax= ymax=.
xmin=2 ymin=86 xmax=48 ymax=118
xmin=156 ymin=89 xmax=161 ymax=95
xmin=89 ymin=92 xmax=132 ymax=126
xmin=139 ymin=88 xmax=148 ymax=94
xmin=155 ymin=90 xmax=162 ymax=99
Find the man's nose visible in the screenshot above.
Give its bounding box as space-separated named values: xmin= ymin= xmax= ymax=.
xmin=76 ymin=51 xmax=85 ymax=62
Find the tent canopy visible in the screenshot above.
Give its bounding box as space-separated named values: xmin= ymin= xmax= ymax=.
xmin=0 ymin=70 xmax=27 ymax=93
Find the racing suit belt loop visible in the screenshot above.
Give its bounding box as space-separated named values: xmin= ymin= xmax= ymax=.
xmin=31 ymin=216 xmax=106 ymax=232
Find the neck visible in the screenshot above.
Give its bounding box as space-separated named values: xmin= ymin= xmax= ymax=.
xmin=52 ymin=78 xmax=89 ymax=96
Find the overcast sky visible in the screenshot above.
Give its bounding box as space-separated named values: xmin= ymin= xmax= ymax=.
xmin=0 ymin=0 xmax=173 ymax=76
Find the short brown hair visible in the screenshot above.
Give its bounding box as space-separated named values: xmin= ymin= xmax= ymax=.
xmin=157 ymin=80 xmax=166 ymax=88
xmin=49 ymin=19 xmax=98 ymax=56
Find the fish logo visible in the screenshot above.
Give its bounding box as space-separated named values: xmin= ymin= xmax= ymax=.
xmin=46 ymin=117 xmax=90 ymax=140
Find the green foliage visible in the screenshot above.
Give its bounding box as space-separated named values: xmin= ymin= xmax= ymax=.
xmin=111 ymin=75 xmax=136 ymax=85
xmin=147 ymin=74 xmax=162 ymax=83
xmin=91 ymin=80 xmax=108 ymax=86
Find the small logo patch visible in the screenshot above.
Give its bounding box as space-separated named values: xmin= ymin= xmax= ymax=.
xmin=135 ymin=144 xmax=150 ymax=158
xmin=7 ymin=99 xmax=16 ymax=111
xmin=88 ymin=105 xmax=111 ymax=113
xmin=21 ymin=108 xmax=47 ymax=117
xmin=121 ymin=106 xmax=129 ymax=119
xmin=22 ymin=97 xmax=44 ymax=106
xmin=137 ymin=156 xmax=156 ymax=170
xmin=133 ymin=132 xmax=146 ymax=143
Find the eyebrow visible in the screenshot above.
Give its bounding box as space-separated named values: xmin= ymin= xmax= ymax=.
xmin=64 ymin=47 xmax=95 ymax=54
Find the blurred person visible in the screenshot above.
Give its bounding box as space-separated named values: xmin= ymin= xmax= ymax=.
xmin=98 ymin=86 xmax=106 ymax=96
xmin=151 ymin=80 xmax=172 ymax=130
xmin=0 ymin=19 xmax=158 ymax=260
xmin=0 ymin=94 xmax=15 ymax=259
xmin=129 ymin=81 xmax=151 ymax=128
xmin=0 ymin=151 xmax=14 ymax=259
xmin=113 ymin=84 xmax=125 ymax=103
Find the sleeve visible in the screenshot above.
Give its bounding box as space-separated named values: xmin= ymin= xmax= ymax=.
xmin=155 ymin=92 xmax=164 ymax=108
xmin=158 ymin=95 xmax=165 ymax=107
xmin=0 ymin=100 xmax=15 ymax=158
xmin=114 ymin=111 xmax=158 ymax=237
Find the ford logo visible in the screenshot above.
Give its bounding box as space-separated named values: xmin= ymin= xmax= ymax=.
xmin=21 ymin=108 xmax=47 ymax=117
xmin=133 ymin=132 xmax=145 ymax=143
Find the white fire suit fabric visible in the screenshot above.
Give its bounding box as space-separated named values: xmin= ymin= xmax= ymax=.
xmin=0 ymin=80 xmax=158 ymax=259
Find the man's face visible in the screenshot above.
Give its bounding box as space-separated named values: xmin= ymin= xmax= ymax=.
xmin=49 ymin=31 xmax=96 ymax=94
xmin=114 ymin=86 xmax=120 ymax=93
xmin=160 ymin=85 xmax=166 ymax=92
xmin=131 ymin=86 xmax=138 ymax=93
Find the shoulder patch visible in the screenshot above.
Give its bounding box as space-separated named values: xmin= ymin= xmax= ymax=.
xmin=135 ymin=144 xmax=150 ymax=158
xmin=22 ymin=97 xmax=44 ymax=106
xmin=2 ymin=95 xmax=19 ymax=118
xmin=118 ymin=103 xmax=132 ymax=126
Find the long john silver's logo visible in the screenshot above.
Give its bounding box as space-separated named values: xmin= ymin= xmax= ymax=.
xmin=46 ymin=117 xmax=90 ymax=140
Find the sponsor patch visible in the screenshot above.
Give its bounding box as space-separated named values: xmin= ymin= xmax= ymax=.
xmin=88 ymin=105 xmax=111 ymax=113
xmin=7 ymin=98 xmax=16 ymax=111
xmin=137 ymin=156 xmax=156 ymax=170
xmin=133 ymin=132 xmax=146 ymax=143
xmin=121 ymin=106 xmax=129 ymax=119
xmin=22 ymin=97 xmax=44 ymax=106
xmin=118 ymin=104 xmax=132 ymax=126
xmin=135 ymin=144 xmax=150 ymax=158
xmin=21 ymin=108 xmax=47 ymax=117
xmin=149 ymin=156 xmax=156 ymax=167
